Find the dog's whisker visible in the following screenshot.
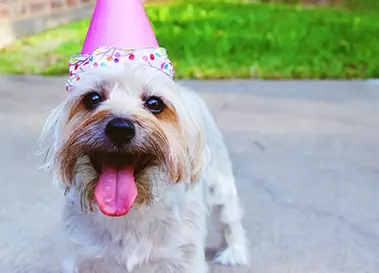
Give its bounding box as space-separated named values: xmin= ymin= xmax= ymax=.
xmin=43 ymin=145 xmax=52 ymax=164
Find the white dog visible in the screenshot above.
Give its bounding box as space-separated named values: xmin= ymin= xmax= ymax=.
xmin=39 ymin=62 xmax=249 ymax=273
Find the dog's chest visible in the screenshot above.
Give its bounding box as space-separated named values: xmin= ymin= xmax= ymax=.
xmin=91 ymin=207 xmax=184 ymax=271
xmin=114 ymin=232 xmax=156 ymax=271
xmin=65 ymin=183 xmax=206 ymax=272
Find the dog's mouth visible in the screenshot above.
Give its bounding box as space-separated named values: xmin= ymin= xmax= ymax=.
xmin=89 ymin=152 xmax=150 ymax=217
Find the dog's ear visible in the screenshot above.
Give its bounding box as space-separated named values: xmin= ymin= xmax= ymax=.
xmin=166 ymin=118 xmax=207 ymax=184
xmin=186 ymin=117 xmax=208 ymax=183
xmin=37 ymin=102 xmax=68 ymax=174
xmin=175 ymin=86 xmax=210 ymax=184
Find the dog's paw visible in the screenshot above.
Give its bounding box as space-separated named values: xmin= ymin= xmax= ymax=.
xmin=213 ymin=246 xmax=249 ymax=266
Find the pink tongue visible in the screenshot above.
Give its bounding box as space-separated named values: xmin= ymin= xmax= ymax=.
xmin=95 ymin=164 xmax=137 ymax=217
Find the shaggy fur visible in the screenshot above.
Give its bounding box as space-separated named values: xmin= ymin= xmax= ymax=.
xmin=39 ymin=63 xmax=249 ymax=273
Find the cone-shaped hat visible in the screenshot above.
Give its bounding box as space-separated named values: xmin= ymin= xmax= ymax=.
xmin=66 ymin=0 xmax=174 ymax=92
xmin=81 ymin=0 xmax=159 ymax=54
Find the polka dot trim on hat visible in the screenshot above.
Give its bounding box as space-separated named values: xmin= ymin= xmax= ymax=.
xmin=66 ymin=46 xmax=174 ymax=92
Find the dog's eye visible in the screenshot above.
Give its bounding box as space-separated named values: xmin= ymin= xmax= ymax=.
xmin=83 ymin=92 xmax=102 ymax=110
xmin=144 ymin=97 xmax=165 ymax=114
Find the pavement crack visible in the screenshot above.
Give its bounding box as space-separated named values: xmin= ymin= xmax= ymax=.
xmin=253 ymin=140 xmax=266 ymax=152
xmin=253 ymin=179 xmax=379 ymax=245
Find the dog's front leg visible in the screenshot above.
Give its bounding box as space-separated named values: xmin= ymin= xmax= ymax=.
xmin=152 ymin=257 xmax=208 ymax=273
xmin=152 ymin=261 xmax=208 ymax=273
xmin=147 ymin=242 xmax=207 ymax=273
xmin=181 ymin=243 xmax=208 ymax=273
xmin=207 ymin=166 xmax=249 ymax=266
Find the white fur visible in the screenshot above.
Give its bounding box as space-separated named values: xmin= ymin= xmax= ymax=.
xmin=39 ymin=63 xmax=249 ymax=273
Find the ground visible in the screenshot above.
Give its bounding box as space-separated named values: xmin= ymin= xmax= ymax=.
xmin=0 ymin=76 xmax=379 ymax=272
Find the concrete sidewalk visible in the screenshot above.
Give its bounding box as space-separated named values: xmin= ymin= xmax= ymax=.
xmin=0 ymin=76 xmax=378 ymax=273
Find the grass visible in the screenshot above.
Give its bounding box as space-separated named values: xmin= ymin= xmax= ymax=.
xmin=267 ymin=0 xmax=379 ymax=11
xmin=0 ymin=0 xmax=378 ymax=79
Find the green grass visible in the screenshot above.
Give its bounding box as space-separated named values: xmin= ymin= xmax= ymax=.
xmin=268 ymin=0 xmax=379 ymax=12
xmin=0 ymin=0 xmax=378 ymax=79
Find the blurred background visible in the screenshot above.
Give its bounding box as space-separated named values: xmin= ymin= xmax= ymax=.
xmin=0 ymin=1 xmax=379 ymax=273
xmin=0 ymin=0 xmax=378 ymax=79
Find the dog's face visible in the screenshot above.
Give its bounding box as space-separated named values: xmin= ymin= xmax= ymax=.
xmin=40 ymin=63 xmax=206 ymax=217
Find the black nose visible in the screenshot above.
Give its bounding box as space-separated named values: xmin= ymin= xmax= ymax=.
xmin=105 ymin=118 xmax=135 ymax=144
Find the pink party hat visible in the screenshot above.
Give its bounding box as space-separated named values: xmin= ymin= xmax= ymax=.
xmin=81 ymin=0 xmax=159 ymax=54
xmin=66 ymin=0 xmax=174 ymax=92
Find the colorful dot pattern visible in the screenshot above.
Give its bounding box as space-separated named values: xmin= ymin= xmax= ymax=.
xmin=66 ymin=46 xmax=175 ymax=92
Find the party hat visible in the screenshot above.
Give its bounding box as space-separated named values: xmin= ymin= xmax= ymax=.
xmin=81 ymin=0 xmax=159 ymax=54
xmin=66 ymin=0 xmax=174 ymax=92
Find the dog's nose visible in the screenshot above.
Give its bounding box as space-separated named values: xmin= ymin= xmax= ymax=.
xmin=105 ymin=118 xmax=135 ymax=144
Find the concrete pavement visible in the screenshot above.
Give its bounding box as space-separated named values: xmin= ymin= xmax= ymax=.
xmin=0 ymin=76 xmax=378 ymax=273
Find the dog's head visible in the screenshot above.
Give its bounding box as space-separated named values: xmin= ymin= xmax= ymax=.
xmin=39 ymin=63 xmax=206 ymax=217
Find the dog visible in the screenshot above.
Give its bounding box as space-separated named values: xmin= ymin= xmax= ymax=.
xmin=39 ymin=61 xmax=249 ymax=273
